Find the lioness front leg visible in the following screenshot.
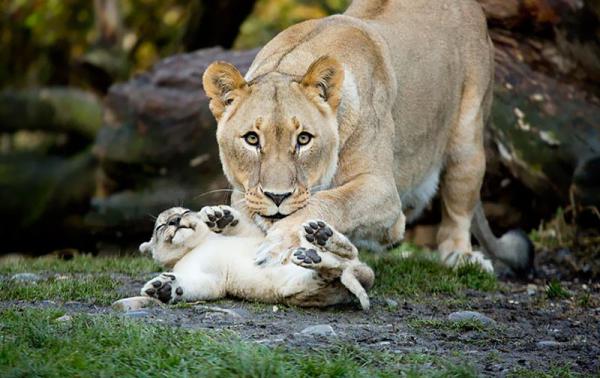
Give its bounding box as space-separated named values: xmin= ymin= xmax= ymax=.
xmin=254 ymin=173 xmax=402 ymax=265
xmin=141 ymin=272 xmax=223 ymax=304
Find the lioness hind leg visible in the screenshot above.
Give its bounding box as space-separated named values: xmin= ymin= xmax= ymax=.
xmin=437 ymin=82 xmax=493 ymax=274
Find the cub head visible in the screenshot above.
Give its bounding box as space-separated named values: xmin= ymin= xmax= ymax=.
xmin=139 ymin=207 xmax=203 ymax=268
xmin=202 ymin=56 xmax=344 ymax=222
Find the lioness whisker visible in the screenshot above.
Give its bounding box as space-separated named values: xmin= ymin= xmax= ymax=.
xmin=193 ymin=188 xmax=245 ymax=200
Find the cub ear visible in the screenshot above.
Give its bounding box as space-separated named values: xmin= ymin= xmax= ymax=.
xmin=202 ymin=61 xmax=248 ymax=121
xmin=300 ymin=56 xmax=344 ymax=112
xmin=139 ymin=241 xmax=153 ymax=255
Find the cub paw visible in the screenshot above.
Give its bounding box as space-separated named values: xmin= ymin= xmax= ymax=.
xmin=301 ymin=220 xmax=356 ymax=259
xmin=442 ymin=251 xmax=494 ymax=274
xmin=292 ymin=247 xmax=322 ymax=267
xmin=141 ymin=273 xmax=184 ymax=304
xmin=303 ymin=220 xmax=333 ymax=246
xmin=200 ymin=205 xmax=239 ymax=234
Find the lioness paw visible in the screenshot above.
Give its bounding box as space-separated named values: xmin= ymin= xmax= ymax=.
xmin=301 ymin=220 xmax=356 ymax=259
xmin=141 ymin=273 xmax=184 ymax=304
xmin=442 ymin=250 xmax=494 ymax=274
xmin=200 ymin=205 xmax=239 ymax=234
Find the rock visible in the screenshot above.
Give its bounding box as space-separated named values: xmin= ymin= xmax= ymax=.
xmin=300 ymin=324 xmax=337 ymax=337
xmin=448 ymin=311 xmax=496 ymax=326
xmin=112 ymin=296 xmax=162 ymax=312
xmin=194 ymin=305 xmax=244 ymax=319
xmin=123 ymin=310 xmax=150 ymax=318
xmin=527 ymin=284 xmax=538 ymax=296
xmin=11 ymin=273 xmax=41 ymax=282
xmin=385 ymin=298 xmax=399 ymax=308
xmin=536 ymin=340 xmax=562 ymax=348
xmin=55 ymin=315 xmax=72 ymax=322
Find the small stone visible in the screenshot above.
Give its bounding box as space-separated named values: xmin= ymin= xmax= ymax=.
xmin=536 ymin=340 xmax=562 ymax=349
xmin=124 ymin=310 xmax=150 ymax=318
xmin=527 ymin=284 xmax=538 ymax=296
xmin=272 ymin=305 xmax=279 ymax=313
xmin=448 ymin=311 xmax=496 ymax=326
xmin=385 ymin=299 xmax=399 ymax=308
xmin=55 ymin=315 xmax=72 ymax=322
xmin=300 ymin=324 xmax=337 ymax=337
xmin=11 ymin=273 xmax=41 ymax=282
xmin=112 ymin=296 xmax=162 ymax=312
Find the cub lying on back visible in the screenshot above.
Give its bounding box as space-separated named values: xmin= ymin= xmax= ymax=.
xmin=139 ymin=205 xmax=376 ymax=310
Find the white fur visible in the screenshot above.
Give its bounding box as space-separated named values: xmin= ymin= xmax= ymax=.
xmin=401 ymin=165 xmax=442 ymax=222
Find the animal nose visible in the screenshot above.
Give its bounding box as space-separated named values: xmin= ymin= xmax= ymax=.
xmin=264 ymin=191 xmax=292 ymax=206
xmin=168 ymin=215 xmax=181 ymax=227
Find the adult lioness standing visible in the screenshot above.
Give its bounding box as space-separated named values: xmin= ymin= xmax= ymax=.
xmin=202 ymin=0 xmax=533 ymax=274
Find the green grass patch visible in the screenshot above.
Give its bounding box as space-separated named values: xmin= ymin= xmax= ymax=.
xmin=0 ymin=255 xmax=160 ymax=275
xmin=0 ymin=308 xmax=477 ymax=377
xmin=545 ymin=279 xmax=571 ymax=300
xmin=361 ymin=244 xmax=497 ymax=298
xmin=0 ymin=274 xmax=121 ymax=305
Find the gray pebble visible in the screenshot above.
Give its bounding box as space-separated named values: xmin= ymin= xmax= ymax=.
xmin=300 ymin=324 xmax=337 ymax=337
xmin=11 ymin=273 xmax=41 ymax=282
xmin=448 ymin=311 xmax=496 ymax=326
xmin=536 ymin=340 xmax=562 ymax=348
xmin=55 ymin=315 xmax=72 ymax=322
xmin=124 ymin=310 xmax=150 ymax=318
xmin=385 ymin=298 xmax=399 ymax=308
xmin=112 ymin=296 xmax=162 ymax=312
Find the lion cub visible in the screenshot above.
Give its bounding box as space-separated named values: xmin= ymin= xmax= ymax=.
xmin=139 ymin=206 xmax=375 ymax=310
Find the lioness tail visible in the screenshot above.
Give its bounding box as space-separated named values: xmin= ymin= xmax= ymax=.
xmin=471 ymin=202 xmax=535 ymax=277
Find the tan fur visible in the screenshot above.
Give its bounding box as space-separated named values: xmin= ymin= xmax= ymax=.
xmin=202 ymin=0 xmax=498 ymax=271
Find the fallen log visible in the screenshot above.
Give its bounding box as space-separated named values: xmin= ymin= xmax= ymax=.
xmin=0 ymin=88 xmax=103 ymax=140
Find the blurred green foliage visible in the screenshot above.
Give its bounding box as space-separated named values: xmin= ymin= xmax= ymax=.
xmin=235 ymin=0 xmax=349 ymax=49
xmin=0 ymin=0 xmax=348 ymax=89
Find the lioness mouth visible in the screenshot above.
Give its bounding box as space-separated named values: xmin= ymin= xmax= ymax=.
xmin=262 ymin=213 xmax=288 ymax=220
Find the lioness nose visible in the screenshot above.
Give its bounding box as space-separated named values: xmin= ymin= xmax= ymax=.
xmin=168 ymin=216 xmax=181 ymax=227
xmin=264 ymin=191 xmax=292 ymax=206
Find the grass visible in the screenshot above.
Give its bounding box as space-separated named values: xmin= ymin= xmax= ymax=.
xmin=0 ymin=274 xmax=123 ymax=305
xmin=0 ymin=307 xmax=477 ymax=377
xmin=0 ymin=245 xmax=496 ymax=305
xmin=545 ymin=279 xmax=571 ymax=300
xmin=0 ymin=254 xmax=161 ymax=275
xmin=361 ymin=244 xmax=497 ymax=298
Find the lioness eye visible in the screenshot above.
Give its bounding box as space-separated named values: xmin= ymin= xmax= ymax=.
xmin=297 ymin=132 xmax=313 ymax=146
xmin=243 ymin=132 xmax=260 ymax=146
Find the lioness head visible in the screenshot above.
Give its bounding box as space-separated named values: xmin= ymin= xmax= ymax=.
xmin=202 ymin=56 xmax=344 ymax=221
xmin=139 ymin=207 xmax=203 ymax=268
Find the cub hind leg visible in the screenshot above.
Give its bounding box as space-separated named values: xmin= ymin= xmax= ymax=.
xmin=292 ymin=220 xmax=374 ymax=310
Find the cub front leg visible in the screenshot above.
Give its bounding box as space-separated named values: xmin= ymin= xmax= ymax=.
xmin=200 ymin=205 xmax=262 ymax=237
xmin=141 ymin=272 xmax=223 ymax=304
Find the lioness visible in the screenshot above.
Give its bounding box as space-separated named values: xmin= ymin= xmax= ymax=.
xmin=139 ymin=205 xmax=375 ymax=309
xmin=202 ymin=0 xmax=533 ymax=274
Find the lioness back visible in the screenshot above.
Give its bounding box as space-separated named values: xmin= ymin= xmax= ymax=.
xmin=246 ymin=0 xmax=493 ymax=193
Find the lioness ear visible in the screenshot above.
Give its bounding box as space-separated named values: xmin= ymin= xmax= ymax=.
xmin=202 ymin=61 xmax=248 ymax=121
xmin=300 ymin=56 xmax=344 ymax=112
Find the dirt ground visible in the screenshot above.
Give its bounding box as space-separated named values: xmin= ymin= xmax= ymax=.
xmin=4 ymin=272 xmax=599 ymax=376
